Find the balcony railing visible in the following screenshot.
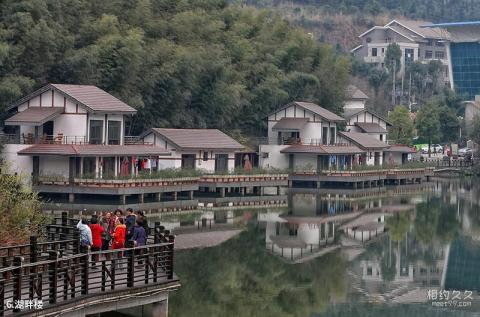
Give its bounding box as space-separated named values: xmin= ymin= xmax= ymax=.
xmin=1 ymin=134 xmax=150 ymax=146
xmin=257 ymin=137 xmax=344 ymax=146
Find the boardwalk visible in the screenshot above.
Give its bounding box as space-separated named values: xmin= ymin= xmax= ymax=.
xmin=0 ymin=215 xmax=180 ymax=317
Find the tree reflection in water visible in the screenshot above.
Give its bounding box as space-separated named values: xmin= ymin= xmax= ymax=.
xmin=168 ymin=179 xmax=480 ymax=316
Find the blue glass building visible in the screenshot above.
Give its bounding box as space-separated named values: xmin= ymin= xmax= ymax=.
xmin=425 ymin=21 xmax=480 ymax=100
xmin=450 ymin=42 xmax=480 ymax=100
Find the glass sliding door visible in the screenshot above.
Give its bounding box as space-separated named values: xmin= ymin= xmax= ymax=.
xmin=89 ymin=120 xmax=103 ymax=144
xmin=107 ymin=121 xmax=121 ymax=145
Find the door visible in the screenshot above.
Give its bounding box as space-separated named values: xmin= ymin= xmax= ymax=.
xmin=288 ymin=154 xmax=294 ymax=170
xmin=42 ymin=121 xmax=54 ymax=137
xmin=103 ymin=157 xmax=115 ymax=178
xmin=374 ymin=152 xmax=380 ymax=166
xmin=181 ymin=154 xmax=196 ymax=170
xmin=215 ymin=154 xmax=229 ymax=173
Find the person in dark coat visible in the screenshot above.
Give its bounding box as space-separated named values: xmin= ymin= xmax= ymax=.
xmin=135 ymin=210 xmax=150 ymax=238
xmin=125 ymin=208 xmax=136 ymax=241
xmin=132 ymin=219 xmax=147 ymax=247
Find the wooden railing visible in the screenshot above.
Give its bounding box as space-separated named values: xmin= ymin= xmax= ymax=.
xmin=200 ymin=174 xmax=288 ymax=183
xmin=0 ymin=222 xmax=176 ymax=316
xmin=0 ymin=241 xmax=175 ymax=316
xmin=36 ymin=177 xmax=199 ymax=187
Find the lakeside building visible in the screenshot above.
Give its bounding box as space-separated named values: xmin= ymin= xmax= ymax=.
xmin=351 ymin=19 xmax=450 ymax=83
xmin=258 ymin=87 xmax=414 ymax=170
xmin=2 ymin=84 xmax=173 ymax=179
xmin=139 ymin=128 xmax=244 ymax=173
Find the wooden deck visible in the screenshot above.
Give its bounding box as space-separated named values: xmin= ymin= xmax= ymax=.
xmin=289 ymin=167 xmax=434 ymax=188
xmin=0 ymin=215 xmax=179 ymax=317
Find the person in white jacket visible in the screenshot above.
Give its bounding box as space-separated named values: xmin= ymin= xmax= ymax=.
xmin=77 ymin=218 xmax=93 ymax=248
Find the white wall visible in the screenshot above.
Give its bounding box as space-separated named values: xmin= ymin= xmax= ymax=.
xmin=293 ymin=153 xmax=317 ymax=171
xmin=267 ymin=104 xmax=337 ymax=143
xmin=258 ymin=144 xmax=289 ymax=169
xmin=297 ymin=224 xmax=320 ymax=245
xmin=17 ymin=89 xmax=87 ymax=114
xmin=54 ymin=114 xmax=87 ymax=140
xmin=2 ymin=144 xmax=33 ymax=175
xmin=346 ymin=111 xmax=388 ymax=130
xmin=344 ymin=100 xmax=366 ymax=109
xmin=144 ymin=132 xmax=236 ymax=172
xmin=39 ymin=156 xmax=69 ymax=177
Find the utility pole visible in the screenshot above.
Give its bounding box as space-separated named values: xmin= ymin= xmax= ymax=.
xmin=392 ymin=59 xmax=396 ymax=106
xmin=408 ymin=72 xmax=412 ymax=112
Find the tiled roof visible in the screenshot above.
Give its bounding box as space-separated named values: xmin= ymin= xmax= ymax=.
xmin=5 ymin=107 xmax=63 ymax=126
xmin=280 ymin=144 xmax=364 ymax=155
xmin=339 ymin=131 xmax=389 ymax=150
xmin=292 ymin=102 xmax=345 ymax=122
xmin=343 ymin=108 xmax=364 ymax=119
xmin=9 ymin=84 xmax=137 ymax=114
xmin=18 ymin=144 xmax=171 ymax=156
xmin=354 ymin=122 xmax=387 ymax=133
xmin=385 ymin=145 xmax=417 ymax=153
xmin=272 ymin=118 xmax=309 ymax=130
xmin=147 ymin=128 xmax=244 ymax=150
xmin=347 ymin=85 xmax=369 ymax=100
xmin=388 ymin=19 xmax=447 ymax=39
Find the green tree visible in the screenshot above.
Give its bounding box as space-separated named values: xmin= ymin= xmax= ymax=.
xmin=415 ymin=103 xmax=440 ymax=156
xmin=368 ymin=68 xmax=388 ymax=97
xmin=437 ymin=105 xmax=460 ymax=142
xmin=385 ymin=43 xmax=402 ymax=75
xmin=388 ymin=105 xmax=415 ymax=145
xmin=0 ymin=168 xmax=47 ymax=245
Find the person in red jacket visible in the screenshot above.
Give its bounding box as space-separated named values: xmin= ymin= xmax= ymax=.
xmin=89 ymin=215 xmax=104 ymax=264
xmin=112 ymin=217 xmax=127 ymax=264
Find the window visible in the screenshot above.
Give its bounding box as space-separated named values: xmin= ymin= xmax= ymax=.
xmin=89 ymin=120 xmax=103 ymax=144
xmin=380 ymin=134 xmax=383 ymax=141
xmin=404 ymin=48 xmax=414 ymax=64
xmin=203 ymin=151 xmax=209 ymax=161
xmin=329 ymin=127 xmax=335 ymax=145
xmin=107 ymin=121 xmax=121 ymax=145
xmin=435 ymin=41 xmax=444 ymax=47
xmin=435 ymin=51 xmax=445 ymax=59
xmin=371 ymin=48 xmax=378 ymax=57
xmin=425 ymin=50 xmax=433 ymax=59
xmin=426 ymin=39 xmax=433 ymax=46
xmin=381 ymin=47 xmax=385 ymax=54
xmin=322 ymin=127 xmax=328 ymax=145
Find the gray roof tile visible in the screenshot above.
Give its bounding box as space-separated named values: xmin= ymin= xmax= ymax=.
xmin=5 ymin=107 xmax=63 ymax=126
xmin=149 ymin=128 xmax=244 ymax=150
xmin=339 ymin=131 xmax=389 ymax=150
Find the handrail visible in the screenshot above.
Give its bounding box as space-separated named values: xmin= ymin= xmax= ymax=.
xmin=0 ymin=239 xmax=176 ymax=316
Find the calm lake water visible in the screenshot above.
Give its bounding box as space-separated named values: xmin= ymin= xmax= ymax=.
xmin=153 ymin=178 xmax=480 ymax=317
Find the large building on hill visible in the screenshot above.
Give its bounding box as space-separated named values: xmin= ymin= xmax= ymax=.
xmin=423 ymin=21 xmax=480 ymax=100
xmin=352 ymin=19 xmax=450 ymax=85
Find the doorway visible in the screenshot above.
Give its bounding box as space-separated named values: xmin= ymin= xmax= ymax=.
xmin=215 ymin=154 xmax=229 ymax=173
xmin=181 ymin=154 xmax=196 ymax=170
xmin=42 ymin=121 xmax=54 ymax=137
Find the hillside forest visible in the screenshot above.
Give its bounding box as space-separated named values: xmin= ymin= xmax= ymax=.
xmin=0 ymin=0 xmax=469 ymax=144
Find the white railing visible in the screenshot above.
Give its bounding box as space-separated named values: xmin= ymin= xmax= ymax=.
xmin=1 ymin=134 xmax=149 ymax=146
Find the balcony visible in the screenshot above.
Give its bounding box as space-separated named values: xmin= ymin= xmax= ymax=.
xmin=257 ymin=137 xmax=340 ymax=146
xmin=364 ymin=56 xmax=385 ymax=64
xmin=1 ymin=133 xmax=149 ymax=145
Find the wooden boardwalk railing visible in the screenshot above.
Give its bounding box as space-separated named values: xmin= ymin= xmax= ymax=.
xmin=0 ymin=214 xmax=177 ymax=316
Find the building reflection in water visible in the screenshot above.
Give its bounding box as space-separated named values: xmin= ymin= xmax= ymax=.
xmin=259 ymin=182 xmax=480 ymax=309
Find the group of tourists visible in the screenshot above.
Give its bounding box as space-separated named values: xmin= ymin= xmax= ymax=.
xmin=76 ymin=208 xmax=149 ymax=252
